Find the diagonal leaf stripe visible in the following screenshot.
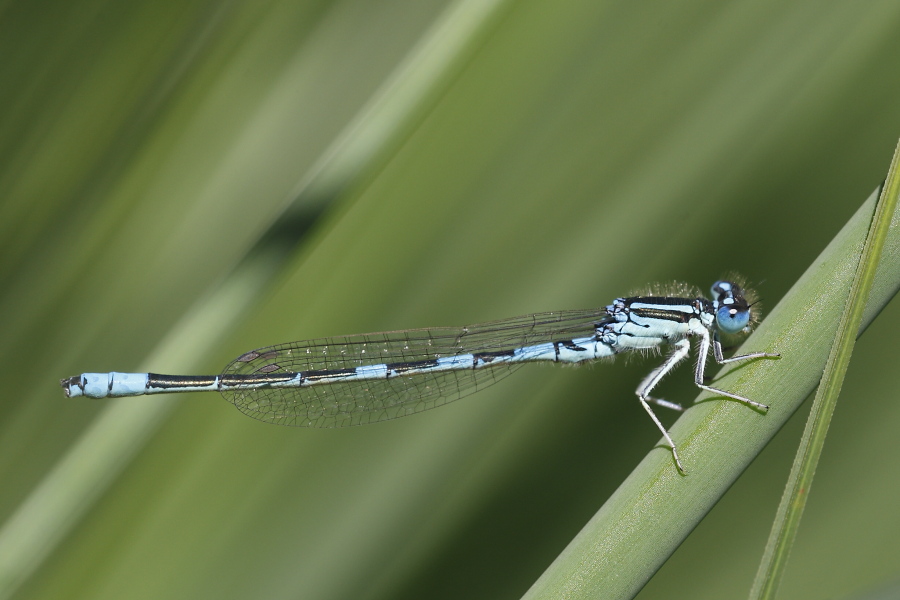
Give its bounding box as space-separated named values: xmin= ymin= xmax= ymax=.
xmin=522 ymin=187 xmax=900 ymax=600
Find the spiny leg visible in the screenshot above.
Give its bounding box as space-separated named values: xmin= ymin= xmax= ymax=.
xmin=636 ymin=346 xmax=689 ymax=413
xmin=635 ymin=339 xmax=692 ymax=474
xmin=712 ymin=332 xmax=781 ymax=364
xmin=695 ymin=329 xmax=773 ymax=410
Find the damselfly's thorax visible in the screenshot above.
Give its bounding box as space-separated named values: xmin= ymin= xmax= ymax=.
xmin=600 ymin=297 xmax=700 ymax=350
xmin=599 ymin=279 xmax=761 ymax=348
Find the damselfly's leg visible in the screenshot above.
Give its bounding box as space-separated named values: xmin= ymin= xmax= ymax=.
xmin=635 ymin=338 xmax=692 ymax=474
xmin=694 ymin=329 xmax=773 ymax=410
xmin=712 ymin=332 xmax=781 ymax=364
xmin=636 ymin=352 xmax=687 ymax=413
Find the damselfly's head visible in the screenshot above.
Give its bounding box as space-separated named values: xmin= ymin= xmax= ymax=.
xmin=711 ymin=280 xmax=756 ymax=335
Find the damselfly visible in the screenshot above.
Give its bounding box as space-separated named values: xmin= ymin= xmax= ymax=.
xmin=61 ymin=278 xmax=779 ymax=472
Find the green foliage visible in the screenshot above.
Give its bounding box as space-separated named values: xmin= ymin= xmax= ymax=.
xmin=749 ymin=145 xmax=900 ymax=600
xmin=2 ymin=2 xmax=900 ymax=599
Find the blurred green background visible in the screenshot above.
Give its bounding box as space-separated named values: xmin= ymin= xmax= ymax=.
xmin=2 ymin=1 xmax=900 ymax=599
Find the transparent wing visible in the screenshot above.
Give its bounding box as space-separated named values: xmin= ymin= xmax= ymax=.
xmin=221 ymin=308 xmax=611 ymax=427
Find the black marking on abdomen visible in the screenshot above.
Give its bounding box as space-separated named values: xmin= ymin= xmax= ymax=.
xmin=472 ymin=349 xmax=516 ymax=366
xmin=388 ymin=359 xmax=441 ymax=374
xmin=219 ymin=372 xmax=298 ymax=388
xmin=302 ymin=367 xmax=358 ymax=383
xmin=148 ymin=374 xmax=219 ymax=389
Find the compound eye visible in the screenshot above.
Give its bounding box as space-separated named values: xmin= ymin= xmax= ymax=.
xmin=717 ymin=304 xmax=750 ymax=334
xmin=711 ymin=280 xmax=732 ymax=298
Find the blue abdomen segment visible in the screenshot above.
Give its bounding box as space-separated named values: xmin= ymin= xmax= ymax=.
xmin=63 ymin=372 xmax=150 ymax=398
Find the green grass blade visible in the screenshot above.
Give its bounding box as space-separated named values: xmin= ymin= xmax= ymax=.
xmin=521 ymin=187 xmax=900 ymax=600
xmin=748 ymin=142 xmax=900 ymax=600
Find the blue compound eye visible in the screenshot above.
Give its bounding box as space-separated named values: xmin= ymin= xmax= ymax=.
xmin=717 ymin=304 xmax=750 ymax=334
xmin=711 ymin=281 xmax=732 ymax=298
